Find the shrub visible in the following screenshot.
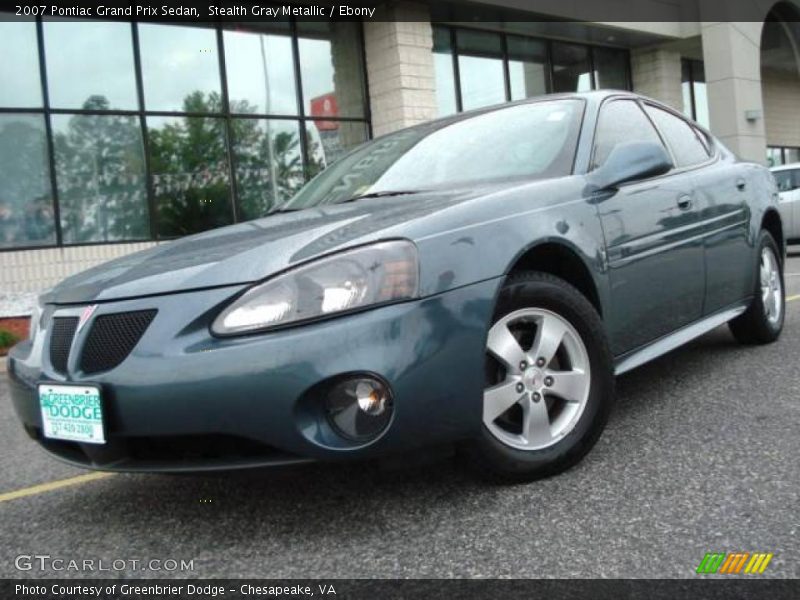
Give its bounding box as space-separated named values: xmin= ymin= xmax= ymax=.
xmin=0 ymin=329 xmax=20 ymax=349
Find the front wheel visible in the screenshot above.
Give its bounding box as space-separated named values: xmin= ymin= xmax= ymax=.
xmin=463 ymin=272 xmax=614 ymax=483
xmin=729 ymin=230 xmax=784 ymax=345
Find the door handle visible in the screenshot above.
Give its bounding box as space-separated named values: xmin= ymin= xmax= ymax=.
xmin=736 ymin=179 xmax=747 ymax=191
xmin=677 ymin=195 xmax=693 ymax=210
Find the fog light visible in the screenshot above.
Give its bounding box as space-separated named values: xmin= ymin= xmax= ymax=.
xmin=325 ymin=376 xmax=393 ymax=443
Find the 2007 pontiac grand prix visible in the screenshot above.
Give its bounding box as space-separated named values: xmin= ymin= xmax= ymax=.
xmin=8 ymin=91 xmax=785 ymax=481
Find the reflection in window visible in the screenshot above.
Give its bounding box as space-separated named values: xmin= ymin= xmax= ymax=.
xmin=224 ymin=25 xmax=298 ymax=116
xmin=508 ymin=36 xmax=548 ymax=100
xmin=44 ymin=20 xmax=138 ymax=110
xmin=552 ymin=42 xmax=592 ymax=93
xmin=52 ymin=113 xmax=148 ymax=243
xmin=298 ymin=22 xmax=365 ymax=119
xmin=147 ymin=115 xmax=233 ymax=237
xmin=232 ymin=119 xmax=304 ymax=220
xmin=457 ymin=30 xmax=505 ymax=110
xmin=433 ymin=26 xmax=457 ymax=116
xmin=0 ymin=21 xmax=43 ymax=108
xmin=0 ymin=114 xmax=54 ymax=247
xmin=139 ymin=24 xmax=222 ymax=112
xmin=593 ymin=100 xmax=662 ymax=169
xmin=306 ymin=120 xmax=369 ymax=178
xmin=593 ymin=47 xmax=629 ymax=90
xmin=644 ymin=105 xmax=710 ymax=167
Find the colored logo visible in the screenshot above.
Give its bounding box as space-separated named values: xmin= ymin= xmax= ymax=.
xmin=696 ymin=552 xmax=774 ymax=574
xmin=76 ymin=304 xmax=98 ymax=333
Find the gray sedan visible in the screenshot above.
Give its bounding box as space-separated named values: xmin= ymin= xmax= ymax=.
xmin=8 ymin=91 xmax=785 ymax=481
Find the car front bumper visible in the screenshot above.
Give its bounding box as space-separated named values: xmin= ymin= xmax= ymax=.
xmin=8 ymin=278 xmax=500 ymax=472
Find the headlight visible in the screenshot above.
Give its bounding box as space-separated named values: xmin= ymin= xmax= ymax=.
xmin=212 ymin=240 xmax=419 ymax=336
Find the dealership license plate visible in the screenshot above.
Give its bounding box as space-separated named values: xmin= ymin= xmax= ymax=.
xmin=38 ymin=383 xmax=105 ymax=444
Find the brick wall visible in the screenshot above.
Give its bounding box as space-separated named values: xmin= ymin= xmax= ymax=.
xmin=631 ymin=48 xmax=683 ymax=111
xmin=763 ymin=68 xmax=800 ymax=149
xmin=0 ymin=242 xmax=156 ymax=313
xmin=364 ymin=2 xmax=437 ymax=136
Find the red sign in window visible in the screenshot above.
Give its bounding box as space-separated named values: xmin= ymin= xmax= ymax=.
xmin=310 ymin=93 xmax=339 ymax=131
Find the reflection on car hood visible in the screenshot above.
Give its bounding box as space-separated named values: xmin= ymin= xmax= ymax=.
xmin=44 ymin=188 xmax=490 ymax=304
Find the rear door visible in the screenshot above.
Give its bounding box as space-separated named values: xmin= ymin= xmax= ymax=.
xmin=592 ymin=99 xmax=706 ymax=355
xmin=643 ymin=104 xmax=752 ymax=313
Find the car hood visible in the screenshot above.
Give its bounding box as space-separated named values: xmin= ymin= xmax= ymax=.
xmin=44 ymin=187 xmax=493 ymax=304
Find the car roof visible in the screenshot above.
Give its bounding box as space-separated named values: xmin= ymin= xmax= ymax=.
xmin=771 ymin=162 xmax=800 ymax=172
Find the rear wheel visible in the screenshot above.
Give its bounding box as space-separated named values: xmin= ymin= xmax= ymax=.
xmin=729 ymin=231 xmax=784 ymax=344
xmin=464 ymin=272 xmax=614 ymax=482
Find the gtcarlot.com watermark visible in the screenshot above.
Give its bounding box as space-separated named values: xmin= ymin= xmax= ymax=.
xmin=15 ymin=554 xmax=194 ymax=572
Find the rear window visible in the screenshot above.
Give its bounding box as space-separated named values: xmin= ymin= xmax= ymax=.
xmin=773 ymin=169 xmax=800 ymax=192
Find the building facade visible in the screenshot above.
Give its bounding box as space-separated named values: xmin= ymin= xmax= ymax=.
xmin=1 ymin=1 xmax=799 ymax=315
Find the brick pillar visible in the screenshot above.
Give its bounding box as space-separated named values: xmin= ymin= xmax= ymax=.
xmin=363 ymin=2 xmax=437 ymax=136
xmin=701 ymin=21 xmax=767 ymax=163
xmin=630 ymin=48 xmax=683 ymax=110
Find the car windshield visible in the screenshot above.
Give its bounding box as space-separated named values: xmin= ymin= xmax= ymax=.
xmin=280 ymin=99 xmax=584 ymax=210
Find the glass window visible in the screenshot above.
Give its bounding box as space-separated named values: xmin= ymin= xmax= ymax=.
xmin=44 ymin=20 xmax=138 ymax=110
xmin=593 ymin=47 xmax=629 ymax=90
xmin=645 ymin=105 xmax=710 ymax=167
xmin=772 ymin=170 xmax=797 ymax=192
xmin=306 ymin=120 xmax=369 ymax=179
xmin=767 ymin=147 xmax=784 ymax=168
xmin=223 ymin=24 xmax=298 ymax=116
xmin=552 ymin=42 xmax=592 ymax=93
xmin=786 ymin=148 xmax=800 ymax=164
xmin=298 ymin=22 xmax=365 ymax=119
xmin=681 ymin=60 xmax=693 ymax=122
xmin=507 ymin=36 xmax=548 ymax=100
xmin=592 ymin=100 xmax=663 ymax=169
xmin=147 ymin=116 xmax=233 ymax=237
xmin=0 ymin=114 xmax=55 ymax=248
xmin=286 ymin=100 xmax=584 ymax=209
xmin=433 ymin=26 xmax=457 ymax=116
xmin=52 ymin=114 xmax=148 ymax=243
xmin=232 ymin=119 xmax=304 ymax=220
xmin=0 ymin=21 xmax=43 ymax=108
xmin=681 ymin=59 xmax=709 ymax=129
xmin=139 ymin=24 xmax=222 ymax=113
xmin=456 ymin=30 xmax=506 ymax=110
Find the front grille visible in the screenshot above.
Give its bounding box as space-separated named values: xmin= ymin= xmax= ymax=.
xmin=49 ymin=317 xmax=79 ymax=374
xmin=79 ymin=310 xmax=157 ymax=374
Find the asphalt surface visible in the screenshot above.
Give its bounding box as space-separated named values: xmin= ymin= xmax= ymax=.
xmin=1 ymin=253 xmax=799 ymax=580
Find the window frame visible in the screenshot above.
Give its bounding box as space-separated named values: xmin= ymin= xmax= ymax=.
xmin=433 ymin=24 xmax=632 ymax=114
xmin=0 ymin=16 xmax=371 ymax=251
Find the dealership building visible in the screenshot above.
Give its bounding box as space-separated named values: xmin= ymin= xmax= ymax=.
xmin=1 ymin=1 xmax=799 ymax=318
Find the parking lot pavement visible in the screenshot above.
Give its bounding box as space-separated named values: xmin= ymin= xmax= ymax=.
xmin=1 ymin=253 xmax=799 ymax=580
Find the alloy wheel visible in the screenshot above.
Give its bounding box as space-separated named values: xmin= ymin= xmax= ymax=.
xmin=760 ymin=246 xmax=782 ymax=325
xmin=483 ymin=308 xmax=591 ymax=451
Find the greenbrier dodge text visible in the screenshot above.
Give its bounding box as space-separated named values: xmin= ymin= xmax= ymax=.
xmin=16 ymin=583 xmax=338 ymax=597
xmin=16 ymin=4 xmax=377 ymax=18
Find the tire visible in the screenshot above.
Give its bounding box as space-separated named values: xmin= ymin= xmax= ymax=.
xmin=463 ymin=271 xmax=614 ymax=483
xmin=729 ymin=230 xmax=785 ymax=345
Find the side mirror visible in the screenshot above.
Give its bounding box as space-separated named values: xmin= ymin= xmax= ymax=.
xmin=587 ymin=141 xmax=673 ymax=191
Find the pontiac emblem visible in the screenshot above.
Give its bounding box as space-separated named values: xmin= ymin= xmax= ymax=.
xmin=77 ymin=304 xmax=98 ymax=333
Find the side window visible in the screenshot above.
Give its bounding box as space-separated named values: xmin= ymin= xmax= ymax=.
xmin=592 ymin=100 xmax=664 ymax=170
xmin=644 ymin=105 xmax=710 ymax=167
xmin=773 ymin=170 xmax=793 ymax=192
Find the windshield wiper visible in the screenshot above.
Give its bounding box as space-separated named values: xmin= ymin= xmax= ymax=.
xmin=341 ymin=190 xmax=421 ymax=203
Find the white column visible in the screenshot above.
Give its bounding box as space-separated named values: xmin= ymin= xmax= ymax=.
xmin=701 ymin=22 xmax=767 ymax=163
xmin=363 ymin=2 xmax=438 ymax=136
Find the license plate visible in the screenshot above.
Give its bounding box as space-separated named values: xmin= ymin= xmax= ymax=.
xmin=38 ymin=383 xmax=105 ymax=444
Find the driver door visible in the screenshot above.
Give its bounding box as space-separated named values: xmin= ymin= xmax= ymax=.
xmin=592 ymin=99 xmax=706 ymax=355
